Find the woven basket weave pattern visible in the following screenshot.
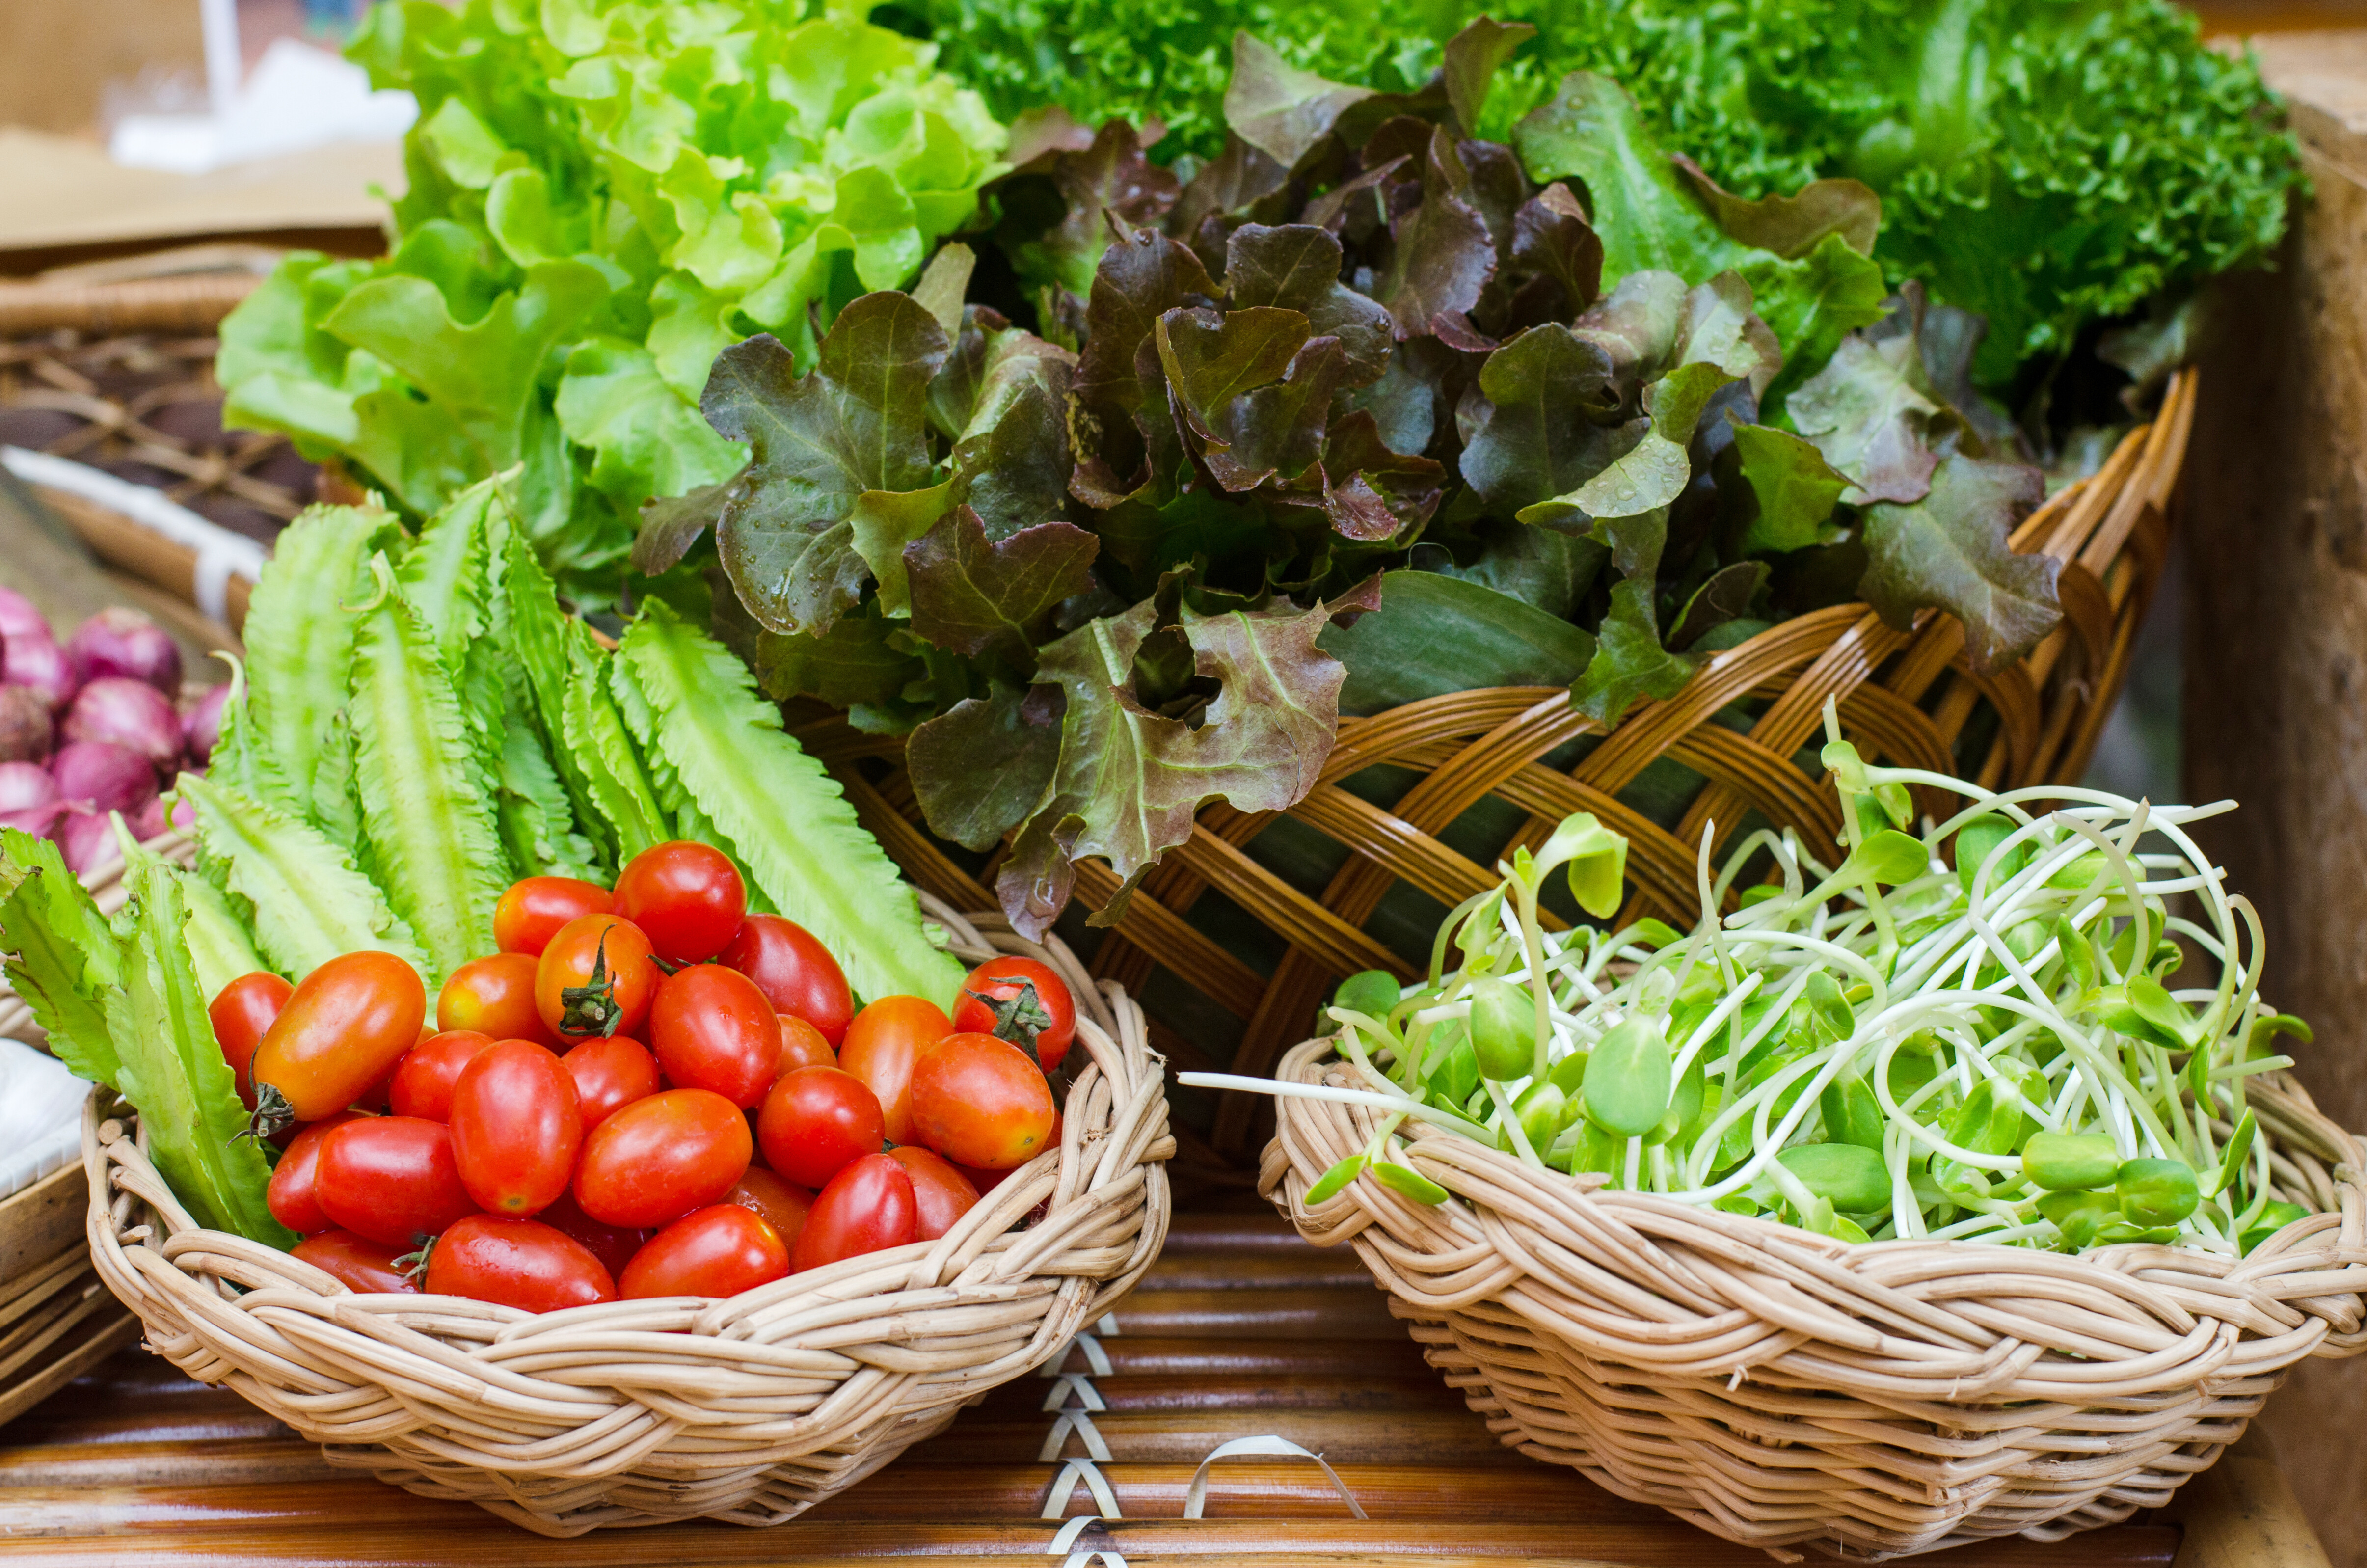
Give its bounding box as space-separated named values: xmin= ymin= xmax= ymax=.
xmin=1261 ymin=1035 xmax=2367 ymax=1557
xmin=803 ymin=374 xmax=2194 ymax=1163
xmin=83 ymin=899 xmax=1173 ymax=1538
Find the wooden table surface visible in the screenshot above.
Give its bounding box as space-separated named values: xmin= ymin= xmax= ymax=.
xmin=0 ymin=1210 xmax=2316 ymax=1566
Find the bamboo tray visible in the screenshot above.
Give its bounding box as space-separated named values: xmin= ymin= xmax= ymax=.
xmin=0 ymin=1211 xmax=2316 ymax=1565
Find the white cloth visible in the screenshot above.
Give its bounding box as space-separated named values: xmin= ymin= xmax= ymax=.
xmin=110 ymin=39 xmax=418 ymax=177
xmin=0 ymin=1039 xmax=93 ymax=1201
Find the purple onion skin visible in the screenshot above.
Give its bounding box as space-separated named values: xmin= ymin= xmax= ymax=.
xmin=67 ymin=607 xmax=182 ymax=695
xmin=0 ymin=686 xmax=52 ymax=764
xmin=62 ymin=678 xmax=181 ymax=775
xmin=0 ymin=761 xmax=58 ymax=813
xmin=51 ymin=741 xmax=159 ymax=817
xmin=0 ymin=587 xmax=52 ymax=645
xmin=0 ymin=801 xmax=67 ymax=840
xmin=58 ymin=807 xmax=121 ymax=876
xmin=127 ymin=794 xmax=169 ymax=842
xmin=6 ymin=633 xmax=80 ymax=712
xmin=184 ymin=683 xmax=230 ymax=766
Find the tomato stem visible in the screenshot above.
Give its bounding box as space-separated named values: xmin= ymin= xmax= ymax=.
xmin=393 ymin=1232 xmax=437 ymax=1287
xmin=969 ymin=979 xmax=1054 ymax=1066
xmin=240 ymin=1082 xmax=295 ymax=1143
xmin=558 ymin=931 xmax=626 ymax=1037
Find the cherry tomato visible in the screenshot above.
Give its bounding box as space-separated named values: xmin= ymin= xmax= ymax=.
xmin=647 ymin=964 xmax=779 ymax=1108
xmin=292 ymin=1230 xmax=419 ymax=1294
xmin=389 ymin=1030 xmax=497 ymax=1121
xmin=722 ymin=916 xmax=854 ymax=1046
xmin=791 ymin=1153 xmax=916 ymax=1272
xmin=438 ymin=952 xmax=563 ymax=1046
xmin=450 ymin=1041 xmax=582 ymax=1218
xmin=535 ymin=914 xmax=658 ymax=1042
xmin=209 ymin=972 xmax=292 ymax=1109
xmin=423 ymin=1214 xmax=616 ymax=1312
xmin=911 ymin=1033 xmax=1057 ymax=1169
xmin=314 ymin=1117 xmax=475 ymax=1247
xmin=888 ymin=1146 xmax=980 ymax=1241
xmin=620 ymin=1204 xmax=789 ymax=1300
xmin=838 ymin=996 xmax=952 ymax=1144
xmin=573 ymin=1088 xmax=751 ymax=1228
xmin=563 ymin=1034 xmax=660 ymax=1130
xmin=612 ymin=841 xmax=748 ymax=964
xmin=775 ymin=1015 xmax=836 ymax=1079
xmin=949 ymin=1159 xmax=1019 ymax=1195
xmin=726 ymin=1167 xmax=813 ymax=1254
xmin=248 ymin=952 xmax=426 ymax=1134
xmin=534 ymin=1191 xmax=647 ymax=1280
xmin=952 ymin=957 xmax=1078 ymax=1073
xmin=266 ymin=1112 xmax=361 ymax=1236
xmin=757 ymin=1066 xmax=884 ymax=1190
xmin=493 ymin=876 xmax=614 ymax=957
xmin=351 ymin=1056 xmax=399 ymax=1114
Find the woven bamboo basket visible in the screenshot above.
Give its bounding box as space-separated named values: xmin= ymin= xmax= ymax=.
xmin=81 ymin=895 xmax=1174 ymax=1538
xmin=1259 ymin=1036 xmax=2367 ymax=1558
xmin=803 ymin=372 xmax=2196 ymax=1168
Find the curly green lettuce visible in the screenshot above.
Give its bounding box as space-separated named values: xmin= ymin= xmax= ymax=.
xmin=218 ymin=0 xmax=1009 ymax=604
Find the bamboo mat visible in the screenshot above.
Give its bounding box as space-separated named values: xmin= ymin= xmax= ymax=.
xmin=0 ymin=1211 xmax=2257 ymax=1565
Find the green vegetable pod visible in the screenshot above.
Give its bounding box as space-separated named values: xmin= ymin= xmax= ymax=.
xmin=2116 ymin=1158 xmax=2201 ymax=1228
xmin=1776 ymin=1142 xmax=1890 ymax=1214
xmin=2023 ymin=1132 xmax=2123 ymax=1192
xmin=1584 ymin=1016 xmax=1673 ymax=1137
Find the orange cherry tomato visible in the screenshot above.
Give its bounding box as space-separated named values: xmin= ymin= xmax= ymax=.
xmin=389 ymin=1030 xmax=497 ymax=1121
xmin=790 ymin=1153 xmax=916 ymax=1272
xmin=535 ymin=914 xmax=657 ymax=1042
xmin=313 ymin=1117 xmax=475 ymax=1247
xmin=493 ymin=876 xmax=614 ymax=957
xmin=292 ymin=1230 xmax=419 ymax=1294
xmin=572 ymin=1088 xmax=751 ymax=1229
xmin=776 ymin=1014 xmax=835 ymax=1077
xmin=726 ymin=1166 xmax=813 ymax=1254
xmin=887 ymin=1146 xmax=980 ymax=1241
xmin=563 ymin=1034 xmax=660 ymax=1130
xmin=951 ymin=956 xmax=1078 ymax=1073
xmin=423 ymin=1214 xmax=616 ymax=1312
xmin=757 ymin=1066 xmax=884 ymax=1190
xmin=449 ymin=1041 xmax=582 ymax=1218
xmin=838 ymin=996 xmax=952 ymax=1144
xmin=910 ymin=1033 xmax=1056 ymax=1170
xmin=267 ymin=1112 xmax=361 ymax=1237
xmin=619 ymin=1204 xmax=789 ymax=1300
xmin=612 ymin=841 xmax=748 ymax=964
xmin=209 ymin=971 xmax=292 ymax=1110
xmin=535 ymin=1190 xmax=646 ymax=1279
xmin=649 ymin=963 xmax=780 ymax=1108
xmin=248 ymin=952 xmax=426 ymax=1133
xmin=722 ymin=915 xmax=853 ymax=1046
xmin=437 ymin=952 xmax=561 ymax=1046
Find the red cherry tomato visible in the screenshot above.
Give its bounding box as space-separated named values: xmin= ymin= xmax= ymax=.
xmin=648 ymin=964 xmax=780 ymax=1108
xmin=948 ymin=1158 xmax=1019 ymax=1195
xmin=951 ymin=957 xmax=1078 ymax=1073
xmin=291 ymin=1230 xmax=419 ymax=1294
xmin=449 ymin=1041 xmax=583 ymax=1218
xmin=775 ymin=1014 xmax=835 ymax=1078
xmin=791 ymin=1153 xmax=916 ymax=1272
xmin=314 ymin=1117 xmax=475 ymax=1247
xmin=911 ymin=1033 xmax=1057 ymax=1169
xmin=437 ymin=952 xmax=562 ymax=1046
xmin=563 ymin=1034 xmax=660 ymax=1130
xmin=535 ymin=914 xmax=658 ymax=1041
xmin=722 ymin=916 xmax=853 ymax=1046
xmin=209 ymin=971 xmax=292 ymax=1109
xmin=493 ymin=876 xmax=614 ymax=957
xmin=572 ymin=1088 xmax=751 ymax=1228
xmin=534 ymin=1191 xmax=647 ymax=1280
xmin=423 ymin=1214 xmax=617 ymax=1312
xmin=266 ymin=1112 xmax=360 ymax=1237
xmin=389 ymin=1030 xmax=497 ymax=1121
xmin=757 ymin=1066 xmax=885 ymax=1190
xmin=619 ymin=1204 xmax=790 ymax=1300
xmin=612 ymin=841 xmax=748 ymax=964
xmin=726 ymin=1167 xmax=813 ymax=1254
xmin=249 ymin=952 xmax=426 ymax=1132
xmin=838 ymin=996 xmax=952 ymax=1144
xmin=888 ymin=1146 xmax=980 ymax=1241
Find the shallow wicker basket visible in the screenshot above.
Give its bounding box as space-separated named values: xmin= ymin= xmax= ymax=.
xmin=82 ymin=898 xmax=1173 ymax=1538
xmin=806 ymin=373 xmax=2196 ymax=1167
xmin=1261 ymin=1033 xmax=2367 ymax=1558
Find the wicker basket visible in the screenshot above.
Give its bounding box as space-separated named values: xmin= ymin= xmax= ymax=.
xmin=804 ymin=372 xmax=2196 ymax=1163
xmin=81 ymin=897 xmax=1174 ymax=1538
xmin=1259 ymin=1035 xmax=2367 ymax=1558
